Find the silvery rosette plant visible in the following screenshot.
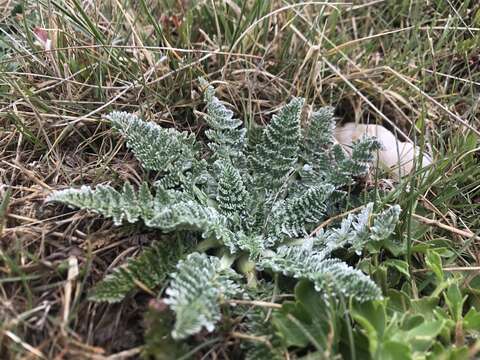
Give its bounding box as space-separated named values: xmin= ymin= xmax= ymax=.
xmin=48 ymin=80 xmax=400 ymax=342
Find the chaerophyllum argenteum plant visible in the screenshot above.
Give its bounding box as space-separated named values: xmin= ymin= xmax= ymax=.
xmin=47 ymin=79 xmax=401 ymax=342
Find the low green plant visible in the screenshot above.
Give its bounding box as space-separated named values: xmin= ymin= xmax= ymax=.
xmin=260 ymin=256 xmax=480 ymax=360
xmin=47 ymin=81 xmax=401 ymax=348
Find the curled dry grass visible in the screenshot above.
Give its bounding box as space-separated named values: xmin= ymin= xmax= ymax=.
xmin=1 ymin=0 xmax=479 ymax=358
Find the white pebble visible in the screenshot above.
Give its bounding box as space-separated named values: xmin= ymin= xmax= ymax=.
xmin=334 ymin=123 xmax=432 ymax=180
